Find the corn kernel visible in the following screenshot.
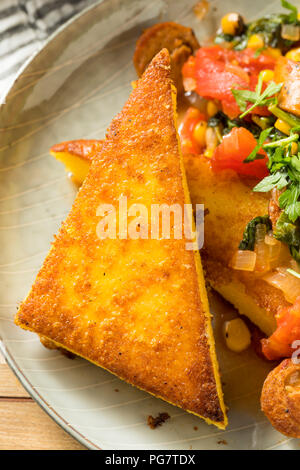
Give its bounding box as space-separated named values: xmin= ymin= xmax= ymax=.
xmin=204 ymin=148 xmax=214 ymax=158
xmin=275 ymin=118 xmax=292 ymax=135
xmin=207 ymin=100 xmax=219 ymax=117
xmin=223 ymin=318 xmax=251 ymax=353
xmin=221 ymin=13 xmax=242 ymax=36
xmin=298 ymin=12 xmax=300 ymax=20
xmin=286 ymin=47 xmax=300 ymax=62
xmin=181 ymin=139 xmax=193 ymax=152
xmin=247 ymin=34 xmax=264 ymax=49
xmin=252 ymin=115 xmax=270 ymax=130
xmin=290 ymin=141 xmax=298 ymax=154
xmin=260 ymin=69 xmax=274 ymax=82
xmin=264 ymin=47 xmax=282 ymax=59
xmin=188 ymin=107 xmax=202 ymax=119
xmin=193 ymin=121 xmax=207 ymax=147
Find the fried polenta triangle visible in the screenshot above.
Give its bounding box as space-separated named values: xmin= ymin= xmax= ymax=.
xmin=15 ymin=49 xmax=226 ymax=428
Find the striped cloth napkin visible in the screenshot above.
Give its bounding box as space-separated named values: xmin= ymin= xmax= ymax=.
xmin=0 ymin=0 xmax=97 ymax=98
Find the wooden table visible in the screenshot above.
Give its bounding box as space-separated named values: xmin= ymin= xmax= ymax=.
xmin=0 ymin=351 xmax=85 ymax=450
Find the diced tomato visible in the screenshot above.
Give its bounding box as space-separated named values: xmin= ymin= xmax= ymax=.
xmin=194 ymin=47 xmax=248 ymax=119
xmin=179 ymin=107 xmax=207 ymax=155
xmin=182 ymin=55 xmax=196 ymax=79
xmin=237 ymin=48 xmax=277 ymax=74
xmin=224 ymin=63 xmax=250 ymax=84
xmin=211 ymin=127 xmax=269 ymax=178
xmin=262 ymin=297 xmax=300 ymax=361
xmin=182 ymin=46 xmax=276 ymax=119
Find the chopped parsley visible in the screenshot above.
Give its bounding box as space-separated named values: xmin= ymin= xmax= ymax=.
xmin=244 ymin=127 xmax=273 ymax=162
xmin=282 ymin=0 xmax=298 ymax=22
xmin=239 ymin=216 xmax=272 ymax=251
xmin=232 ymin=74 xmax=283 ymax=118
xmin=250 ymin=129 xmax=300 ymax=223
xmin=240 ymin=119 xmax=300 ymax=261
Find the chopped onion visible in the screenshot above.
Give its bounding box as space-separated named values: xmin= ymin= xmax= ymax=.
xmin=205 ymin=127 xmax=218 ymax=152
xmin=264 ymin=233 xmax=281 ymax=264
xmin=263 ymin=267 xmax=300 ymax=303
xmin=277 ymin=241 xmax=293 ymax=266
xmin=254 ymin=224 xmax=270 ymax=272
xmin=281 ymin=24 xmax=300 ymax=41
xmin=265 ymin=232 xmax=279 ymax=246
xmin=256 ymin=223 xmax=267 ymax=243
xmin=183 ymin=78 xmax=197 ymax=92
xmin=230 ymin=250 xmax=257 ymax=271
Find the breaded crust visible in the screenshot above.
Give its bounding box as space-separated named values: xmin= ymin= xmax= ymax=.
xmin=133 ymin=22 xmax=200 ymax=94
xmin=261 ymin=359 xmax=300 ymax=438
xmin=16 ymin=50 xmax=226 ymax=428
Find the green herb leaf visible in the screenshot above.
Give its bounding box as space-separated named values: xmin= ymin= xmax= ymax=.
xmin=232 ymin=79 xmax=283 ymax=119
xmin=254 ymin=47 xmax=266 ymax=58
xmin=231 ymin=89 xmax=257 ymax=112
xmin=240 ymin=81 xmax=283 ymax=118
xmin=281 ymin=0 xmax=298 ymax=22
xmin=268 ymin=104 xmax=300 ymax=127
xmin=279 ymin=183 xmax=300 ymax=222
xmin=244 ymin=127 xmax=273 ymax=162
xmin=274 ymin=211 xmax=300 ymax=263
xmin=291 ymin=154 xmax=300 ymax=172
xmin=263 ymin=132 xmax=299 ymax=149
xmin=253 ymin=170 xmax=289 ymax=192
xmin=239 ymin=216 xmax=272 ymax=251
xmin=274 ymin=211 xmax=300 ymax=245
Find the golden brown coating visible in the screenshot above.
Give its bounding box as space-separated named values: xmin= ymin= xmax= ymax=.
xmin=261 ymin=359 xmax=300 ymax=438
xmin=275 ymin=57 xmax=300 ymax=117
xmin=16 ymin=49 xmax=226 ymax=428
xmin=133 ymin=22 xmax=200 ymax=94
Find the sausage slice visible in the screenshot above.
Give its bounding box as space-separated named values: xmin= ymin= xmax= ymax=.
xmin=261 ymin=358 xmax=300 ymax=437
xmin=133 ymin=22 xmax=200 ymax=94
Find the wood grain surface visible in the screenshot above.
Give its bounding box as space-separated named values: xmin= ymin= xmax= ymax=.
xmin=0 ymin=351 xmax=85 ymax=450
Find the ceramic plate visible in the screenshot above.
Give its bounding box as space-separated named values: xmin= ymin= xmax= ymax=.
xmin=0 ymin=0 xmax=298 ymax=450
